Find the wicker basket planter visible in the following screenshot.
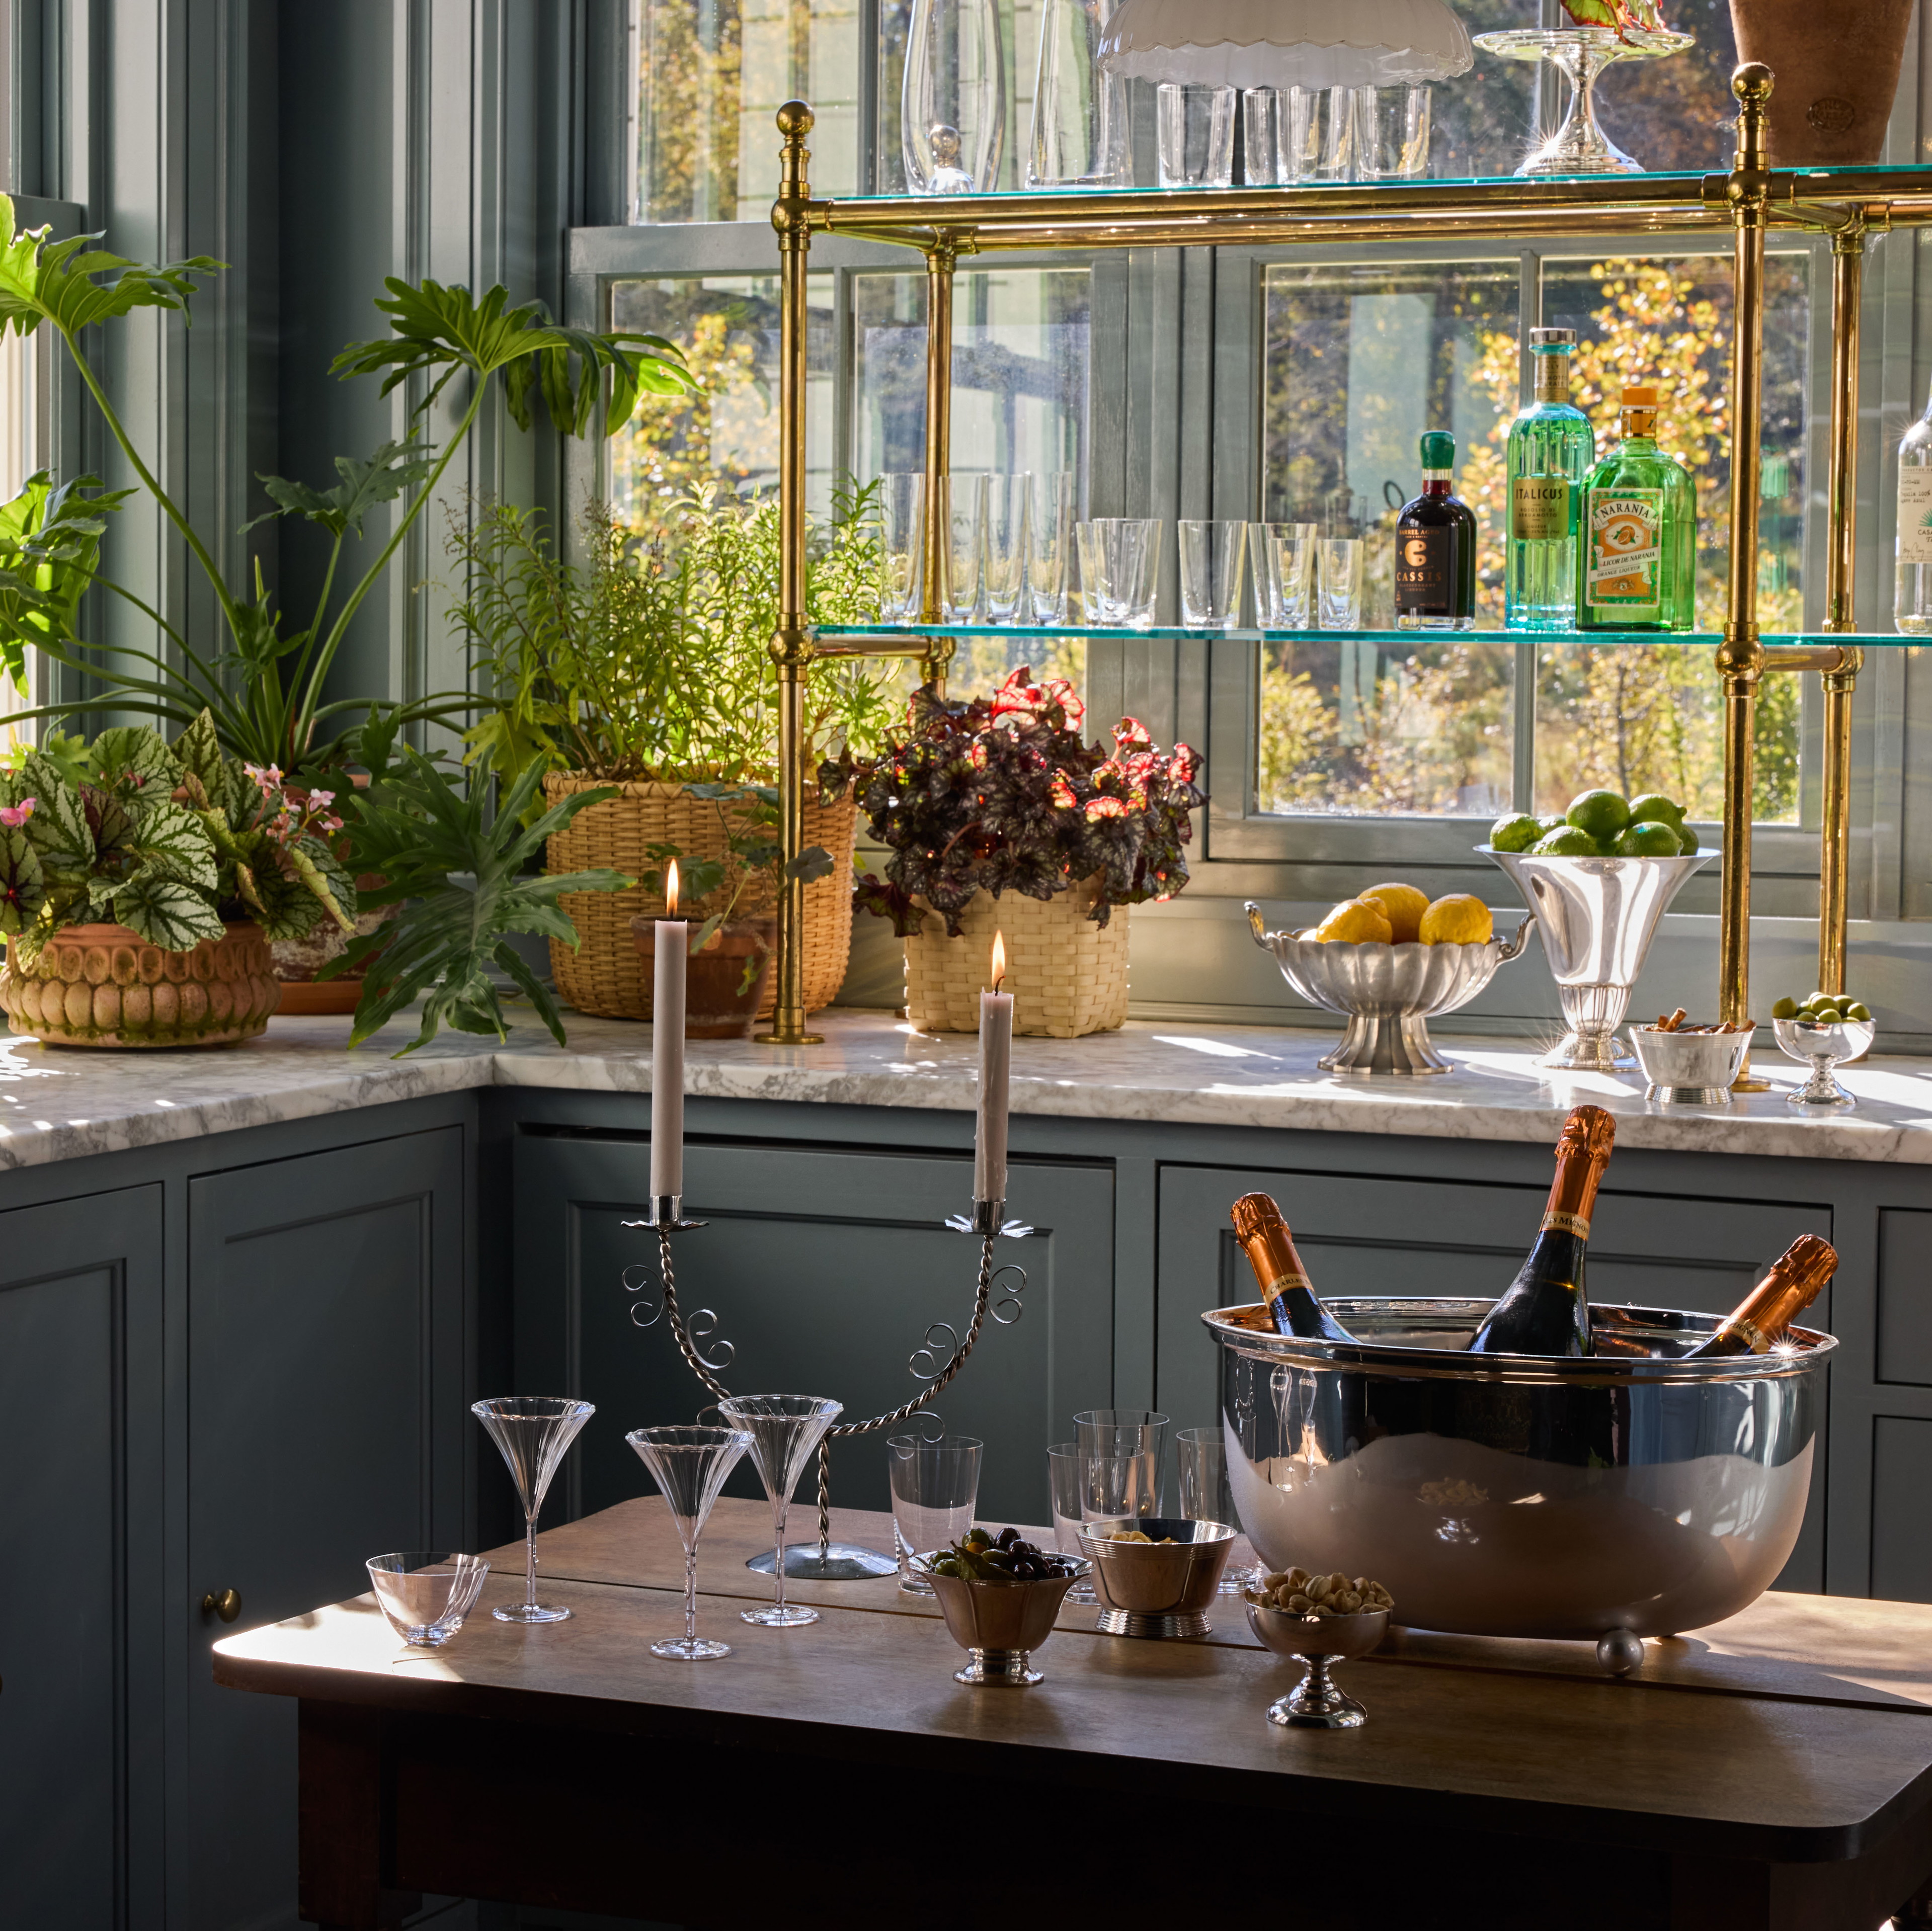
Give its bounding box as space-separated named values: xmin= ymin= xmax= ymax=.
xmin=542 ymin=774 xmax=856 ymax=1022
xmin=0 ymin=920 xmax=281 ymax=1047
xmin=903 ymin=875 xmax=1130 ymax=1038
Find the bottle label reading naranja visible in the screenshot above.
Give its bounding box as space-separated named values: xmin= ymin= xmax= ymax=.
xmin=1586 ymin=490 xmax=1664 ymax=608
xmin=1511 ymin=477 xmax=1571 ymax=542
xmin=1541 ymin=1210 xmax=1591 ymax=1239
xmin=1900 ymin=470 xmax=1932 ymax=565
xmin=1395 ymin=528 xmax=1452 ymax=611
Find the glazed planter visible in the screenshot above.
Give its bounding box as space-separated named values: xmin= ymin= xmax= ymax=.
xmin=630 ymin=914 xmax=777 ymax=1040
xmin=0 ymin=920 xmax=280 ymax=1048
xmin=902 ymin=873 xmax=1130 ymax=1039
xmin=1730 ymin=0 xmax=1913 ymax=163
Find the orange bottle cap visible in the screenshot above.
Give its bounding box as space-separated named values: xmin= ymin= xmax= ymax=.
xmin=1623 ymin=385 xmax=1660 ymax=405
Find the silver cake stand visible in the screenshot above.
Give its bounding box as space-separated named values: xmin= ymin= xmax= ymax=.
xmin=1473 ymin=25 xmax=1694 ymax=176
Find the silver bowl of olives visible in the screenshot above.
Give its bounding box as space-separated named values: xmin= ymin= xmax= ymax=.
xmin=1773 ymin=1011 xmax=1876 ymax=1109
xmin=913 ymin=1528 xmax=1089 ymax=1687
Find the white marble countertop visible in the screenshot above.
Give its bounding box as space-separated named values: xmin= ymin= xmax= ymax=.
xmin=5 ymin=1006 xmax=1932 ymax=1174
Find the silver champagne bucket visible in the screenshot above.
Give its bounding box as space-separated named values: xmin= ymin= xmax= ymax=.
xmin=1206 ymin=1298 xmax=1830 ymax=1646
xmin=1481 ymin=845 xmax=1713 ymax=1071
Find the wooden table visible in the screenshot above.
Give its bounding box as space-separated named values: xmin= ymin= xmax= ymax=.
xmin=214 ymin=1498 xmax=1932 ymax=1931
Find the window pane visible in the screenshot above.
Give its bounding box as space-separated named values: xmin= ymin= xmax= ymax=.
xmin=0 ymin=331 xmax=37 ymax=752
xmin=632 ymin=0 xmax=860 ymax=222
xmin=607 ymin=274 xmax=836 ymax=539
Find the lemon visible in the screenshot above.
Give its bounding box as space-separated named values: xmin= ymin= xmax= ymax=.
xmin=1418 ymin=894 xmax=1493 ymax=946
xmin=1358 ymin=882 xmax=1430 ymax=944
xmin=1567 ymin=789 xmax=1631 ymax=843
xmin=1313 ymin=898 xmax=1394 ymax=944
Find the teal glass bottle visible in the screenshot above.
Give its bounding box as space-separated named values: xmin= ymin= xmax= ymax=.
xmin=1577 ymin=384 xmax=1697 ymax=632
xmin=1504 ymin=327 xmax=1594 ymax=631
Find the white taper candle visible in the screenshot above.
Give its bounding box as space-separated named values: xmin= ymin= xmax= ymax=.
xmin=650 ymin=860 xmax=687 ymax=1200
xmin=974 ymin=931 xmax=1012 ymax=1205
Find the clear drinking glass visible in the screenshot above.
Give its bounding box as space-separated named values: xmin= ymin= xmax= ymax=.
xmin=1318 ymin=538 xmax=1366 ymax=629
xmin=1175 ymin=1426 xmax=1251 ymax=1595
xmin=1072 ymin=1407 xmax=1168 ymax=1517
xmin=1046 ymin=1443 xmax=1099 ymax=1605
xmin=626 ymin=1424 xmax=753 ymax=1660
xmin=1076 ymin=518 xmax=1160 ymax=626
xmin=887 ymin=1432 xmax=984 ymax=1594
xmin=1027 ymin=0 xmax=1130 ymax=188
xmin=1178 ymin=519 xmax=1249 ymax=627
xmin=877 ymin=473 xmax=926 ymax=620
xmin=1157 ymin=83 xmax=1236 ymax=189
xmin=1355 ymin=84 xmax=1431 ymax=180
xmin=1281 ymin=85 xmax=1358 ymax=182
xmin=1029 ymin=471 xmax=1077 ymax=622
xmin=1250 ymin=521 xmax=1315 ymax=627
xmin=716 ymin=1394 xmax=844 ymax=1628
xmin=944 ymin=472 xmax=987 ymax=620
xmin=366 ymin=1552 xmax=491 ymax=1648
xmin=1241 ymin=89 xmax=1281 ymax=185
xmin=983 ymin=473 xmax=1032 ymax=623
xmin=470 ymin=1396 xmax=595 ymax=1624
xmin=902 ymin=0 xmax=1007 ymax=194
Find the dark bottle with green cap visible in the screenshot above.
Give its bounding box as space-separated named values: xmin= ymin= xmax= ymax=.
xmin=1395 ymin=429 xmax=1478 ymax=630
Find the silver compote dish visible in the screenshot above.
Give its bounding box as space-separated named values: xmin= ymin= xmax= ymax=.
xmin=1244 ymin=901 xmax=1534 ymax=1075
xmin=1205 ymin=1296 xmax=1833 ymax=1674
xmin=1774 ymin=1014 xmax=1877 ymax=1110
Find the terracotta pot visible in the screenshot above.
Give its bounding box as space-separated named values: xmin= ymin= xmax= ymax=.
xmin=629 ymin=914 xmax=777 ymax=1040
xmin=0 ymin=920 xmax=281 ymax=1048
xmin=1729 ymin=0 xmax=1913 ymax=164
xmin=270 ymin=774 xmax=385 ymax=1015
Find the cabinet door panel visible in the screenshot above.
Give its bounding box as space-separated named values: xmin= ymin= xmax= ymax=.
xmin=187 ymin=1129 xmax=465 ymax=1931
xmin=516 ymin=1136 xmax=1114 ymax=1528
xmin=0 ymin=1188 xmax=163 ymax=1931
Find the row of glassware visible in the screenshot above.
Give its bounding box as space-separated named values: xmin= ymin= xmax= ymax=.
xmin=1159 ymin=82 xmax=1431 ymax=191
xmin=879 ymin=474 xmax=1370 ymax=630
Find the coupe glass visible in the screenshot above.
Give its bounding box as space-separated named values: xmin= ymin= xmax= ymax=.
xmin=366 ymin=1552 xmax=490 ymax=1648
xmin=1029 ymin=471 xmax=1077 ymax=622
xmin=983 ymin=473 xmax=1032 ymax=623
xmin=1175 ymin=1425 xmax=1250 ymax=1594
xmin=627 ymin=1424 xmax=753 ymax=1660
xmin=887 ymin=1431 xmax=983 ymax=1594
xmin=716 ymin=1395 xmax=844 ymax=1627
xmin=877 ymin=473 xmax=926 ymax=620
xmin=1178 ymin=520 xmax=1248 ymax=627
xmin=471 ymin=1395 xmax=595 ymax=1624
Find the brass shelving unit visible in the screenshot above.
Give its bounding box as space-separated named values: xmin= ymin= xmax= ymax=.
xmin=758 ymin=67 xmax=1926 ymax=1062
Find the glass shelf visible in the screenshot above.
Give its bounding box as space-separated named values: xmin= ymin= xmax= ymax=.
xmin=825 ymin=624 xmax=1921 ymax=649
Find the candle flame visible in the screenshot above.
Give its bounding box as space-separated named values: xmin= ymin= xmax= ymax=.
xmin=666 ymin=858 xmax=680 ymax=918
xmin=991 ymin=931 xmax=1006 ymax=992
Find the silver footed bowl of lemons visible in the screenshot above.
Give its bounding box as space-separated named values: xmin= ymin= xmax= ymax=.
xmin=1245 ymin=885 xmax=1534 ymax=1077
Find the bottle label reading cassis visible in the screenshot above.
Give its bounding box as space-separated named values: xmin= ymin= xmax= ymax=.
xmin=1541 ymin=1210 xmax=1591 ymax=1239
xmin=1511 ymin=477 xmax=1571 ymax=541
xmin=1586 ymin=490 xmax=1664 ymax=608
xmin=1900 ymin=470 xmax=1932 ymax=564
xmin=1395 ymin=528 xmax=1453 ymax=611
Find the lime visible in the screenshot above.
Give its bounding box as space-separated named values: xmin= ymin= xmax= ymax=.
xmin=1567 ymin=789 xmax=1631 ymax=842
xmin=1627 ymin=792 xmax=1685 ymax=827
xmin=1490 ymin=812 xmax=1543 ymax=854
xmin=1538 ymin=814 xmax=1567 ymax=833
xmin=1531 ymin=824 xmax=1599 ymax=857
xmin=1676 ymin=822 xmax=1701 ymax=855
xmin=1616 ymin=821 xmax=1682 ymax=857
xmin=1771 ymin=996 xmax=1798 ymax=1019
xmin=1847 ymin=1001 xmax=1873 ymax=1021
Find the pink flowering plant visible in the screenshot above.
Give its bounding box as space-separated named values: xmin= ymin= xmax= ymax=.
xmin=0 ymin=707 xmax=352 ymax=961
xmin=819 ymin=667 xmax=1205 ymax=939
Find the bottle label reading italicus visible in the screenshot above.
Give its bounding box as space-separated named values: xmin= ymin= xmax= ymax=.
xmin=1586 ymin=490 xmax=1664 ymax=607
xmin=1396 ymin=528 xmax=1451 ymax=609
xmin=1900 ymin=470 xmax=1932 ymax=564
xmin=1541 ymin=1210 xmax=1591 ymax=1238
xmin=1512 ymin=477 xmax=1571 ymax=542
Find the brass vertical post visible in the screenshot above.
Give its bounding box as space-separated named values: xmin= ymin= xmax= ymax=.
xmin=920 ymin=238 xmax=958 ymax=694
xmin=1818 ymin=649 xmax=1861 ymax=995
xmin=1721 ymin=64 xmax=1773 ymax=1074
xmin=758 ymin=100 xmax=825 ymax=1047
xmin=1825 ymin=224 xmax=1865 ymax=634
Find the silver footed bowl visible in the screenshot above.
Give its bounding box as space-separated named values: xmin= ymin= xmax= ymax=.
xmin=1244 ymin=901 xmax=1534 ymax=1076
xmin=1206 ymin=1296 xmax=1833 ymax=1645
xmin=1075 ymin=1516 xmax=1236 ymax=1638
xmin=1773 ymin=1015 xmax=1877 ymax=1109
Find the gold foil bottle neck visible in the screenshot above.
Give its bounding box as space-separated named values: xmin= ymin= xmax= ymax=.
xmin=1231 ymin=1192 xmax=1286 ymax=1245
xmin=1554 ymin=1104 xmax=1616 ymax=1167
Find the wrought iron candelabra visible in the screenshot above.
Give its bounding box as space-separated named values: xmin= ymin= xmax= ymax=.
xmin=622 ymin=1191 xmax=1031 ymax=1578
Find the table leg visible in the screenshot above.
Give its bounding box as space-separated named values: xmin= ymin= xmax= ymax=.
xmin=298 ymin=1699 xmax=422 ymax=1930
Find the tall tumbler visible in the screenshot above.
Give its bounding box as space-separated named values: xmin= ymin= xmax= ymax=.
xmin=1356 ymin=84 xmax=1432 ymax=180
xmin=904 ymin=0 xmax=1007 ymax=194
xmin=943 ymin=472 xmax=988 ymax=621
xmin=1027 ymin=0 xmax=1130 ymax=188
xmin=1242 ymin=89 xmax=1281 ymax=185
xmin=1157 ymin=83 xmax=1235 ymax=188
xmin=983 ymin=473 xmax=1032 ymax=623
xmin=1029 ymin=471 xmax=1077 ymax=622
xmin=1178 ymin=519 xmax=1249 ymax=628
xmin=878 ymin=473 xmax=927 ymax=621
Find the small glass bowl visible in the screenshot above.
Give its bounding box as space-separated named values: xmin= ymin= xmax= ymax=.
xmin=367 ymin=1552 xmax=491 ymax=1647
xmin=1772 ymin=1016 xmax=1876 ymax=1110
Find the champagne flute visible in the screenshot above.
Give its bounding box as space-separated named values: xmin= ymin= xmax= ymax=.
xmin=627 ymin=1424 xmax=754 ymax=1659
xmin=716 ymin=1394 xmax=844 ymax=1627
xmin=471 ymin=1395 xmax=596 ymax=1624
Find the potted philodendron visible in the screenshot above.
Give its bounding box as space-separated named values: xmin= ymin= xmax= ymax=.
xmin=0 ymin=710 xmax=352 ymax=1046
xmin=453 ymin=482 xmax=895 ymax=1024
xmin=820 ymin=668 xmax=1205 ymax=1039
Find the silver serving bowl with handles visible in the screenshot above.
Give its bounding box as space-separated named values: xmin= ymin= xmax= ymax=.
xmin=1205 ymin=1297 xmax=1832 ymax=1651
xmin=1244 ymin=901 xmax=1535 ymax=1075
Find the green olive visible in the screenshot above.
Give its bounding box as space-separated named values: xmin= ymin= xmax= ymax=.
xmin=1847 ymin=1001 xmax=1873 ymax=1021
xmin=1772 ymin=996 xmax=1798 ymax=1019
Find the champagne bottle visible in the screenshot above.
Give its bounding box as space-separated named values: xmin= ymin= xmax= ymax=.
xmin=1467 ymin=1105 xmax=1617 ymax=1357
xmin=1683 ymin=1236 xmax=1837 ymax=1358
xmin=1231 ymin=1193 xmax=1354 ymax=1342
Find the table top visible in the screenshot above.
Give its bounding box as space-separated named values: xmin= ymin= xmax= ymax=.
xmin=213 ymin=1499 xmax=1932 ymax=1863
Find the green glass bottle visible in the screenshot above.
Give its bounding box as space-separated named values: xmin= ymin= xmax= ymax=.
xmin=1577 ymin=383 xmax=1697 ymax=632
xmin=1505 ymin=327 xmax=1593 ymax=632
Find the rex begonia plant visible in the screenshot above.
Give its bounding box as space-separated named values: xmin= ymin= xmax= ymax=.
xmin=819 ymin=666 xmax=1205 ymax=939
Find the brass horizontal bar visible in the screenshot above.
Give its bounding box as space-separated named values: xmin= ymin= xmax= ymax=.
xmin=1760 ymin=644 xmax=1861 ymax=674
xmin=809 ymin=642 xmax=937 ymax=661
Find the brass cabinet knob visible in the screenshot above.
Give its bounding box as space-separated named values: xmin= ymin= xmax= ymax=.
xmin=201 ymin=1588 xmax=242 ymax=1624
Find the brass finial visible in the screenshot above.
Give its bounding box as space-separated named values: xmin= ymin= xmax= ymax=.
xmin=777 ymin=100 xmax=815 ymax=140
xmin=1732 ymin=62 xmax=1773 ymax=171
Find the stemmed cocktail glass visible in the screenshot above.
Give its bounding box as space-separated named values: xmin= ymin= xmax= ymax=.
xmin=471 ymin=1395 xmax=596 ymax=1623
xmin=627 ymin=1424 xmax=753 ymax=1659
xmin=717 ymin=1394 xmax=843 ymax=1627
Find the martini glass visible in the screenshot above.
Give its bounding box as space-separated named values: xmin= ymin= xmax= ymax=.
xmin=627 ymin=1424 xmax=753 ymax=1659
xmin=471 ymin=1396 xmax=596 ymax=1623
xmin=717 ymin=1395 xmax=844 ymax=1626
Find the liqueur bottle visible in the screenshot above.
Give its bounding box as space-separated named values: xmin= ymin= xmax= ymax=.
xmin=1505 ymin=328 xmax=1594 ymax=632
xmin=1231 ymin=1193 xmax=1355 ymax=1342
xmin=1577 ymin=383 xmax=1696 ymax=633
xmin=1683 ymin=1236 xmax=1837 ymax=1358
xmin=1467 ymin=1105 xmax=1617 ymax=1357
xmin=1394 ymin=430 xmax=1478 ymax=630
xmin=1895 ymin=379 xmax=1932 ymax=635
